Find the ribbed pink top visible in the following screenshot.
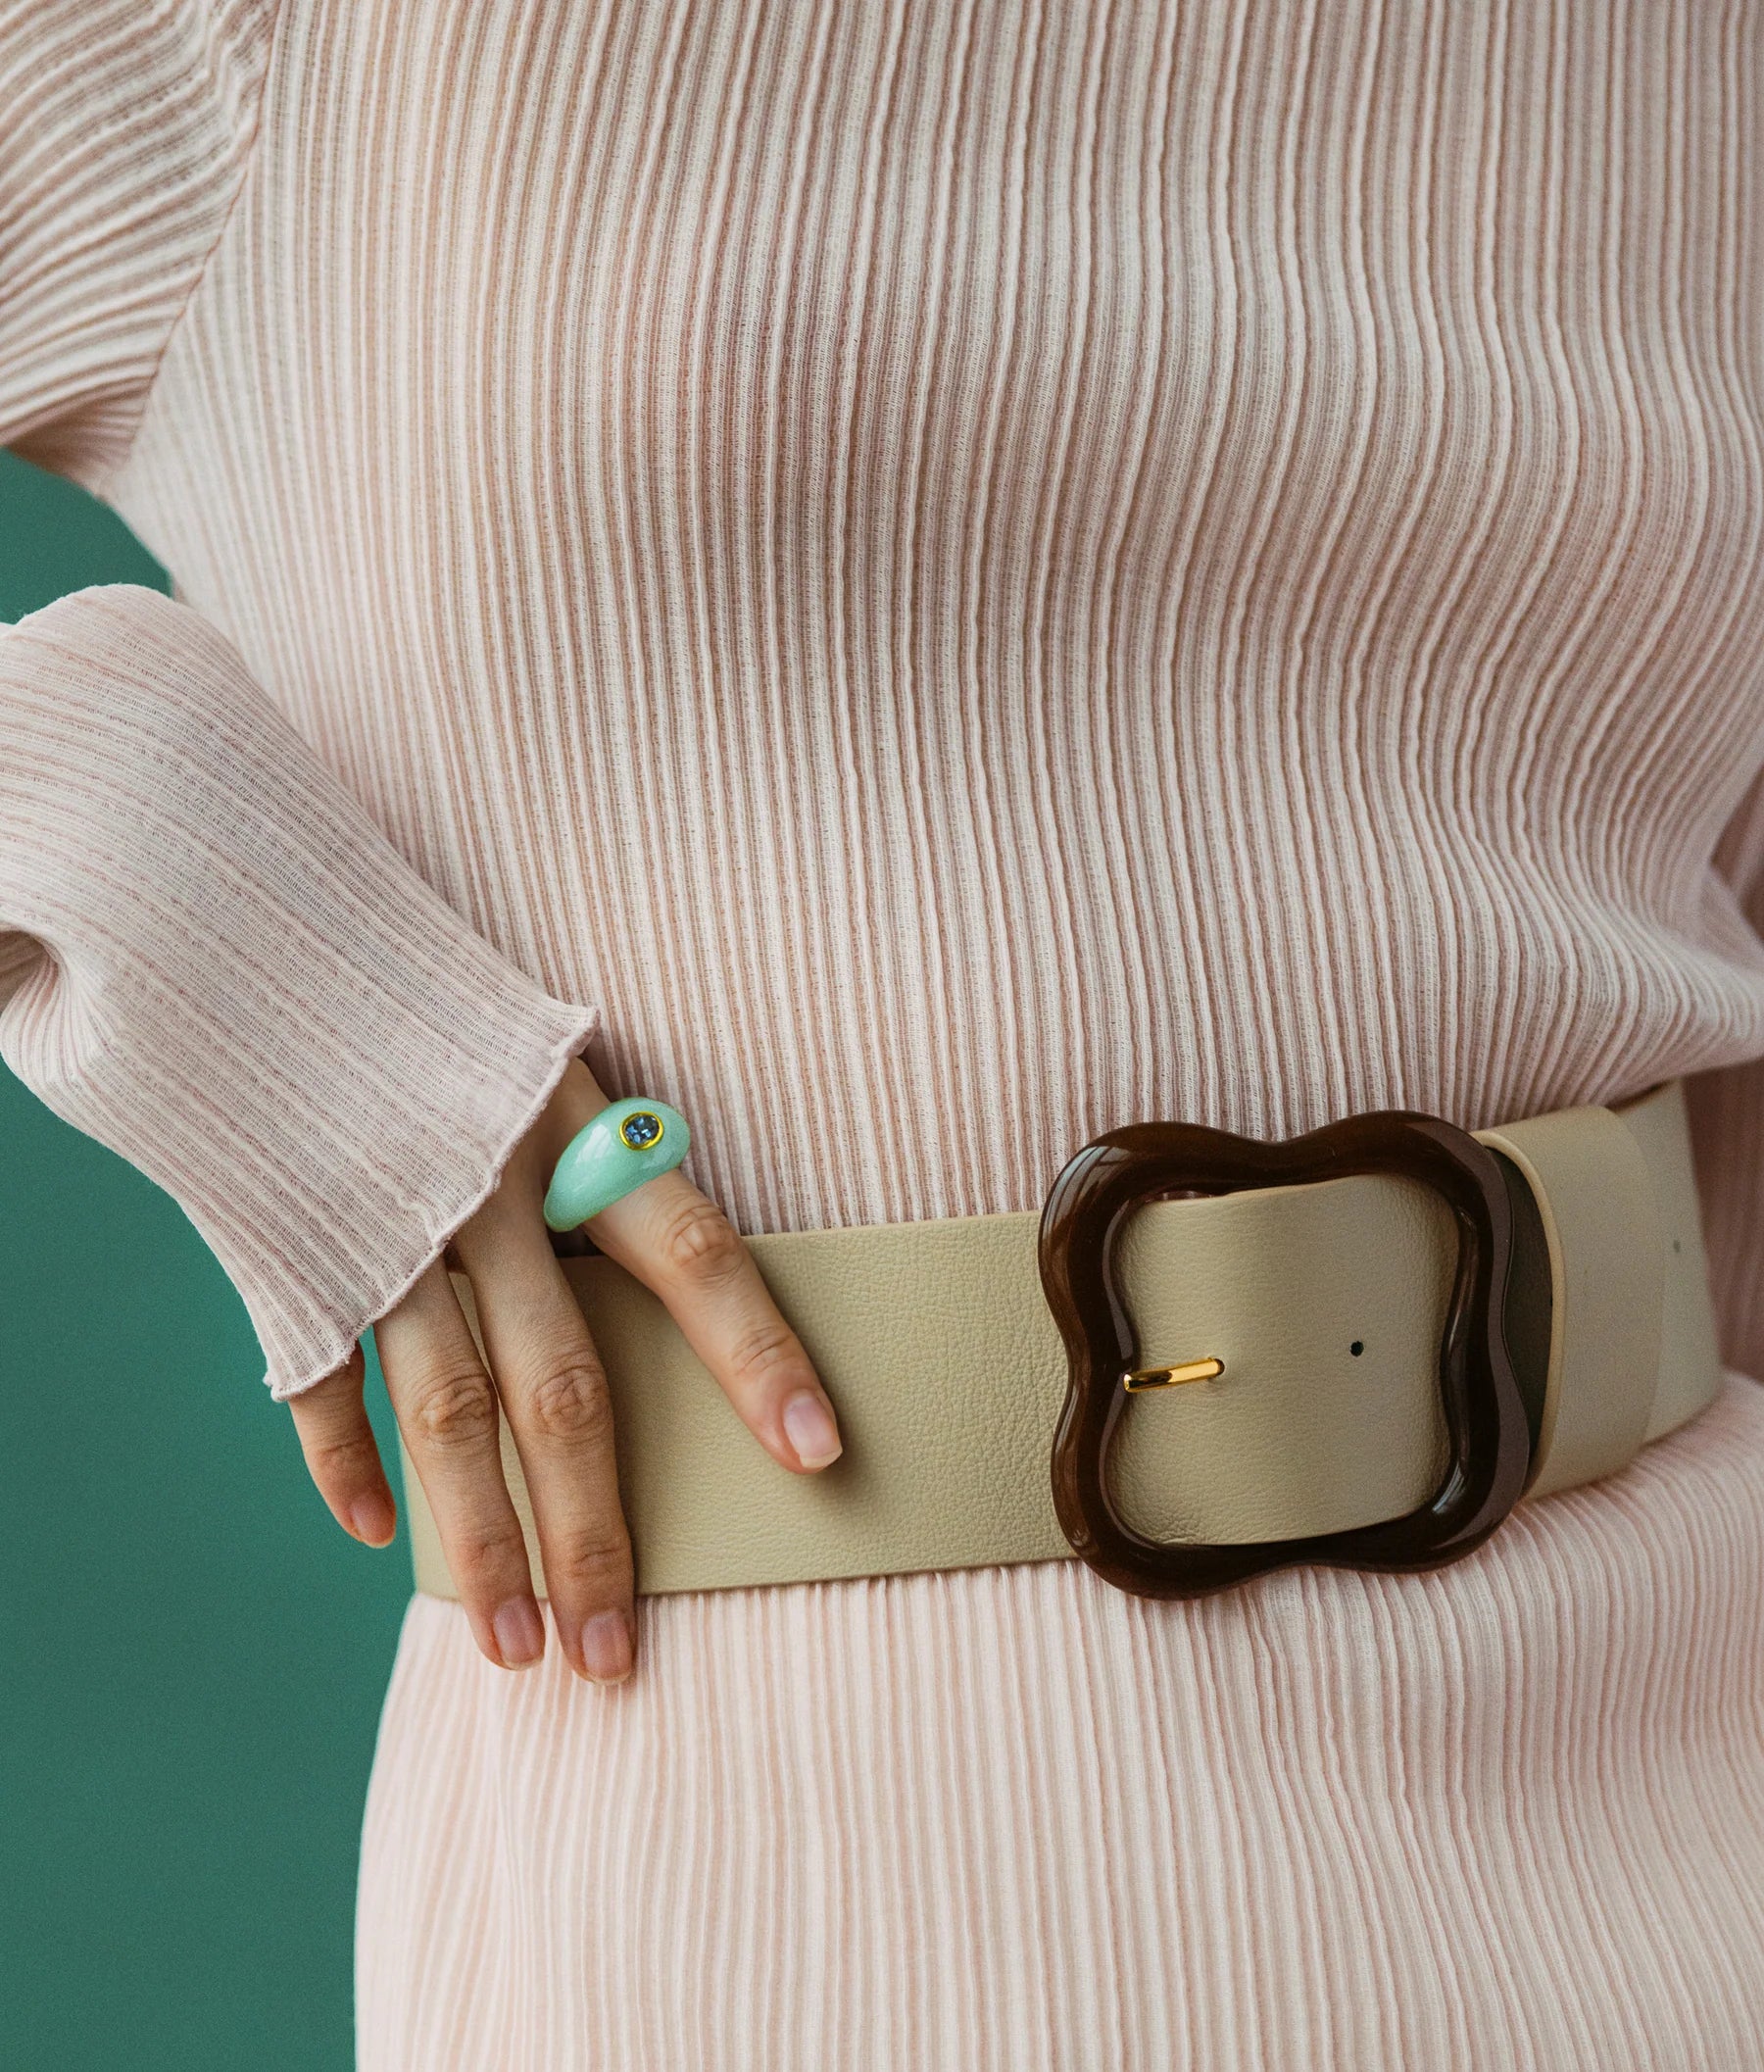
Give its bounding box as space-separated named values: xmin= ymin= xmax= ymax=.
xmin=5 ymin=0 xmax=1763 ymax=1400
xmin=7 ymin=6 xmax=1764 ymax=2062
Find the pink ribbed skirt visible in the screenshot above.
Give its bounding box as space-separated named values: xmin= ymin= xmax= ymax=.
xmin=357 ymin=1374 xmax=1764 ymax=2071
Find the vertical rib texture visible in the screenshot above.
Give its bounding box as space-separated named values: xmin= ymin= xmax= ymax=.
xmin=0 ymin=588 xmax=597 ymax=1394
xmin=0 ymin=0 xmax=276 ymax=475
xmin=5 ymin=0 xmax=1764 ymax=1376
xmin=1688 ymin=764 xmax=1764 ymax=1382
xmin=106 ymin=0 xmax=1764 ymax=1351
xmin=358 ymin=1376 xmax=1764 ymax=2072
xmin=3 ymin=0 xmax=1764 ymax=2059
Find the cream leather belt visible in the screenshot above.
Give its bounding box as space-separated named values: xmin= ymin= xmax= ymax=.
xmin=402 ymin=1077 xmax=1723 ymax=1603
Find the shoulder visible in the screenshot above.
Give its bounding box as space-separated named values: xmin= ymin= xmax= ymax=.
xmin=0 ymin=0 xmax=281 ymax=484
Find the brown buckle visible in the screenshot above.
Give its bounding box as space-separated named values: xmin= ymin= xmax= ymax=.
xmin=1037 ymin=1110 xmax=1532 ymax=1599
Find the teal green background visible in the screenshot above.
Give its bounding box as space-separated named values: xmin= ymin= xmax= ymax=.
xmin=1 ymin=449 xmax=411 ymax=2068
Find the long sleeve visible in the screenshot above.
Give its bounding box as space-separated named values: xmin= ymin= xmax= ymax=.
xmin=1 ymin=4 xmax=599 ymax=1397
xmin=0 ymin=590 xmax=597 ymax=1398
xmin=1687 ymin=769 xmax=1764 ymax=1387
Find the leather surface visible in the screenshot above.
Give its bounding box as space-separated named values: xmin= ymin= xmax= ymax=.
xmin=1615 ymin=1077 xmax=1726 ymax=1442
xmin=1477 ymin=1106 xmax=1662 ymax=1497
xmin=403 ymin=1077 xmax=1724 ymax=1600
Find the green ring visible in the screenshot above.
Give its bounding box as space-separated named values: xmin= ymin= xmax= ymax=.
xmin=543 ymin=1096 xmax=691 ymax=1231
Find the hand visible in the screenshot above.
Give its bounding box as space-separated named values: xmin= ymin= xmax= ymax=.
xmin=282 ymin=1059 xmax=843 ymax=1684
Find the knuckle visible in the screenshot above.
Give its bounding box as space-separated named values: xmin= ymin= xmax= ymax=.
xmin=306 ymin=1431 xmax=381 ymax=1489
xmin=550 ymin=1518 xmax=632 ymax=1591
xmin=451 ymin=1522 xmax=531 ymax=1590
xmin=523 ymin=1358 xmax=613 ymax=1446
xmin=726 ymin=1315 xmax=803 ymax=1390
xmin=407 ymin=1363 xmax=499 ymax=1450
xmin=658 ymin=1197 xmax=746 ymax=1285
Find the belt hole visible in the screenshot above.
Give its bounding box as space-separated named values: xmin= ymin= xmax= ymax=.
xmin=1349 ymin=1340 xmax=1364 ymax=1357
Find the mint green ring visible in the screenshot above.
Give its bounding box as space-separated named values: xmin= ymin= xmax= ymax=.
xmin=543 ymin=1097 xmax=691 ymax=1231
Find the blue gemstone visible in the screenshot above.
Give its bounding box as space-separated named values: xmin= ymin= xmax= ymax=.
xmin=620 ymin=1110 xmax=662 ymax=1150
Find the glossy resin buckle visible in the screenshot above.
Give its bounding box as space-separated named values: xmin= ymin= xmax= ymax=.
xmin=1038 ymin=1110 xmax=1532 ymax=1600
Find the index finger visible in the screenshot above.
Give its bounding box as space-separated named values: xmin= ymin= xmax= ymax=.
xmin=586 ymin=1170 xmax=844 ymax=1475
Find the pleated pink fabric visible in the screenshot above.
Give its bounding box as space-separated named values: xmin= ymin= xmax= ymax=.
xmin=5 ymin=0 xmax=1764 ymax=2064
xmin=361 ymin=1375 xmax=1764 ymax=2070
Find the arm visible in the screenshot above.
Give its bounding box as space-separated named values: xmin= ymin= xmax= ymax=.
xmin=2 ymin=0 xmax=842 ymax=1684
xmin=0 ymin=586 xmax=600 ymax=1399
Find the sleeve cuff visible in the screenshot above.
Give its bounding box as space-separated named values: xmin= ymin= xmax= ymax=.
xmin=0 ymin=584 xmax=607 ymax=1403
xmin=262 ymin=997 xmax=600 ymax=1401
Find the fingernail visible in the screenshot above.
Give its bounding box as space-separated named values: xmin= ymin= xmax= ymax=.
xmin=580 ymin=1609 xmax=633 ymax=1684
xmin=493 ymin=1598 xmax=546 ymax=1668
xmin=783 ymin=1389 xmax=843 ymax=1469
xmin=349 ymin=1492 xmax=396 ymax=1546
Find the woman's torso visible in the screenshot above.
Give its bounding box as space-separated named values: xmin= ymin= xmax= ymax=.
xmin=103 ymin=0 xmax=1764 ymax=1229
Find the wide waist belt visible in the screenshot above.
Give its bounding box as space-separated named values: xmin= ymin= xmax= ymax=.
xmin=401 ymin=1076 xmax=1724 ymax=1603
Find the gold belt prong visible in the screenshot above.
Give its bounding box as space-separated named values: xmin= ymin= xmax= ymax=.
xmin=1122 ymin=1357 xmax=1225 ymax=1392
